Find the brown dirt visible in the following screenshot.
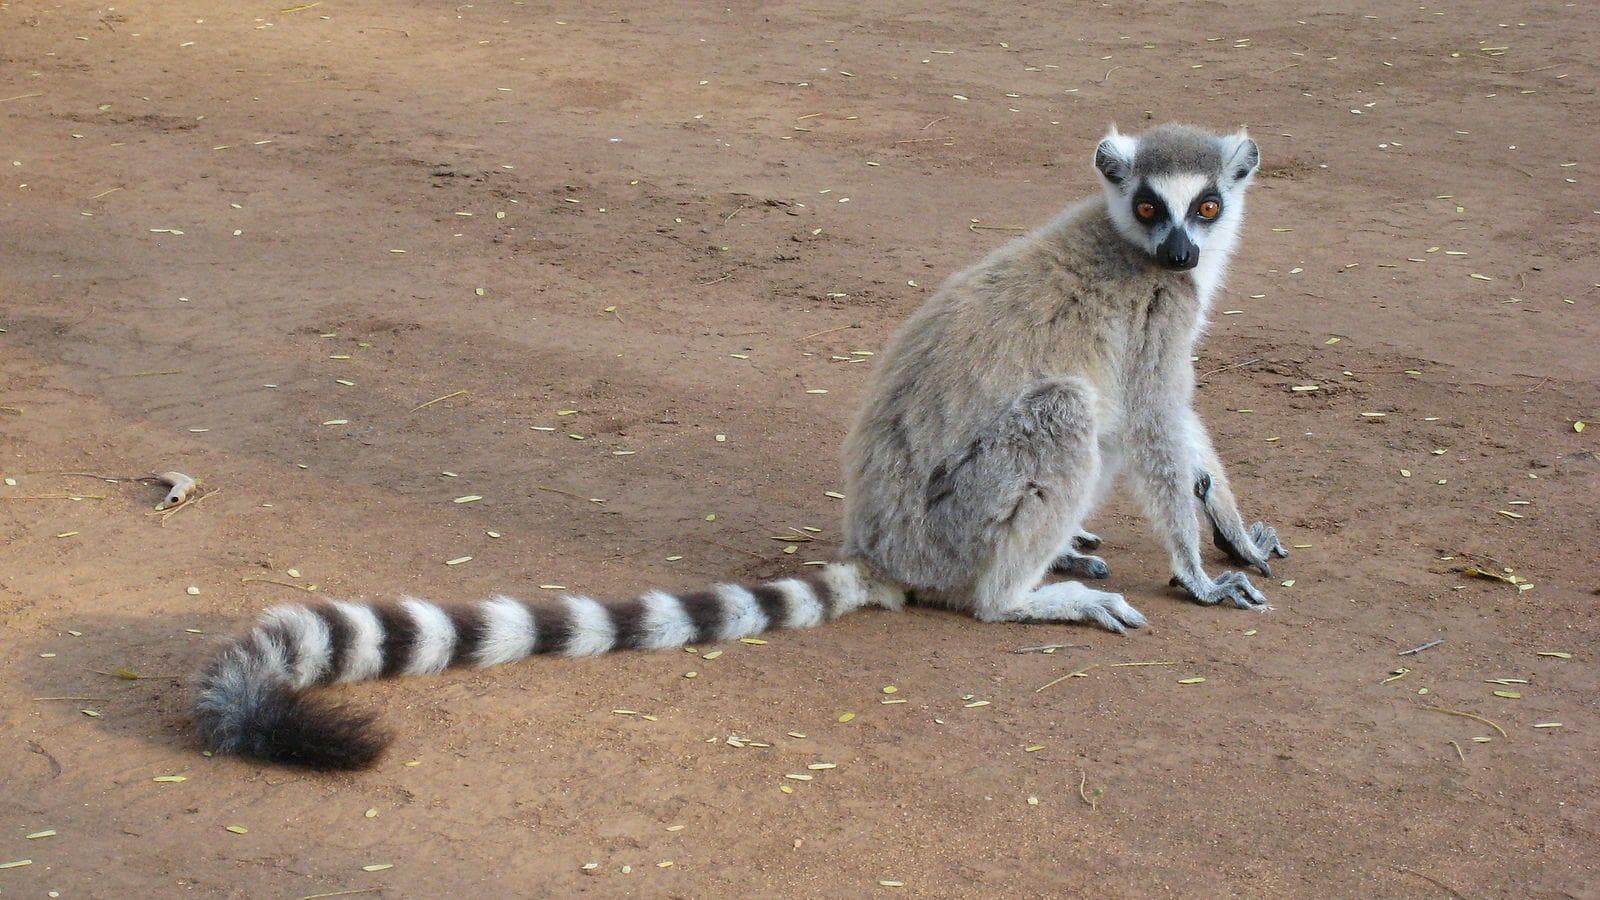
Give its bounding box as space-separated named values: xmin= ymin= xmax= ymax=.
xmin=3 ymin=0 xmax=1598 ymax=896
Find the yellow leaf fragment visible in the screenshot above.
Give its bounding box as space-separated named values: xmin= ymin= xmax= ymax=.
xmin=1177 ymin=677 xmax=1206 ymax=685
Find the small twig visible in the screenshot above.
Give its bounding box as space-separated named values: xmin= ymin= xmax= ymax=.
xmin=1108 ymin=660 xmax=1180 ymax=668
xmin=533 ymin=484 xmax=589 ymax=501
xmin=1447 ymin=740 xmax=1465 ymax=762
xmin=1266 ymin=63 xmax=1301 ymax=76
xmin=57 ymin=471 xmax=155 ymax=482
xmin=1034 ymin=663 xmax=1099 ymax=693
xmin=0 ymin=494 xmax=107 ymax=501
xmin=919 ymin=115 xmax=948 ymax=131
xmin=1010 ymin=643 xmax=1085 ymax=654
xmin=1394 ymin=865 xmax=1466 ymax=898
xmin=699 ymin=273 xmax=734 ymax=286
xmin=1197 ymin=357 xmax=1263 ymax=380
xmin=240 ymin=575 xmax=318 ymax=593
xmin=90 ymin=187 xmax=122 ymax=200
xmin=1099 ymin=65 xmax=1122 ymax=83
xmin=1398 ymin=639 xmax=1443 ymax=656
xmin=112 ymin=369 xmax=185 ymax=378
xmin=1422 ymin=705 xmax=1507 ymax=739
xmin=968 ymin=222 xmax=1028 ymax=233
xmin=32 ymin=696 xmax=110 ymax=702
xmin=799 ymin=324 xmax=856 ymax=341
xmin=723 ymin=206 xmax=749 ymax=225
xmin=1078 ymin=771 xmax=1099 ymax=811
xmin=1521 ymin=376 xmax=1551 ymax=394
xmin=1488 ymin=64 xmax=1558 ymax=75
xmin=0 ymin=92 xmax=44 ymax=103
xmin=299 ymin=890 xmax=383 ymax=900
xmin=601 ymin=541 xmax=670 ymax=563
xmin=411 ymin=390 xmax=466 ymax=412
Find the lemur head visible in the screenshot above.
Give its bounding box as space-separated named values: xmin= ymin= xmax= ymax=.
xmin=1093 ymin=123 xmax=1260 ymax=272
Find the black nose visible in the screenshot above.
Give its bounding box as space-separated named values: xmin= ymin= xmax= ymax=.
xmin=1162 ymin=247 xmax=1195 ymax=269
xmin=1157 ymin=230 xmax=1199 ymax=271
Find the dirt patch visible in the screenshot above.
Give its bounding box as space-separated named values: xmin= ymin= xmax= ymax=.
xmin=2 ymin=0 xmax=1597 ymax=896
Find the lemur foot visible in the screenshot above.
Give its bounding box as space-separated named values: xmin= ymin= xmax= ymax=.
xmin=987 ymin=582 xmax=1147 ymax=634
xmin=1170 ymin=570 xmax=1271 ymax=610
xmin=1212 ymin=521 xmax=1289 ymax=577
xmin=1053 ymin=550 xmax=1110 ymax=579
xmin=1072 ymin=530 xmax=1102 ymax=551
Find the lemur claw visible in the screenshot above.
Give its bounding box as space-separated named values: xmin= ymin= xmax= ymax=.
xmin=1171 ymin=570 xmax=1270 ymax=610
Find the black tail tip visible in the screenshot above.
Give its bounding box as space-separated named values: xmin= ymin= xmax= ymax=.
xmin=205 ymin=685 xmax=391 ymax=771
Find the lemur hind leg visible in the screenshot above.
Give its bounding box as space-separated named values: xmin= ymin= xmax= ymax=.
xmin=921 ymin=377 xmax=1145 ymax=633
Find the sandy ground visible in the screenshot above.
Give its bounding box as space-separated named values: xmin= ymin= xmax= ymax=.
xmin=2 ymin=0 xmax=1598 ymax=896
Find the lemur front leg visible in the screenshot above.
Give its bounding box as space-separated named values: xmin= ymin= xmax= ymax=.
xmin=1183 ymin=409 xmax=1288 ymax=576
xmin=1127 ymin=406 xmax=1270 ymax=610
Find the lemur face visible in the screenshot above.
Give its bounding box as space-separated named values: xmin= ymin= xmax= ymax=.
xmin=1093 ymin=124 xmax=1259 ymax=272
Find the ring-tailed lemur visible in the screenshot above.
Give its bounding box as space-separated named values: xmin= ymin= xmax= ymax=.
xmin=194 ymin=123 xmax=1287 ymax=769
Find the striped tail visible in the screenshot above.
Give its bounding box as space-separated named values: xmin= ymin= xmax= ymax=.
xmin=192 ymin=561 xmax=902 ymax=770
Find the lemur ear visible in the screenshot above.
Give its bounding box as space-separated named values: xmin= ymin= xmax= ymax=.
xmin=1093 ymin=128 xmax=1138 ymax=186
xmin=1224 ymin=131 xmax=1260 ymax=183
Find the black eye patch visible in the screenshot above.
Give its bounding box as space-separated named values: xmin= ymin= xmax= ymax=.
xmin=1130 ymin=186 xmax=1169 ymax=227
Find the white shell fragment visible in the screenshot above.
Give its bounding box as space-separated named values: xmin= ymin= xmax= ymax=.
xmin=157 ymin=471 xmax=197 ymax=509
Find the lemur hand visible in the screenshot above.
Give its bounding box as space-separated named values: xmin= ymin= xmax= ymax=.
xmin=1213 ymin=520 xmax=1288 ymax=577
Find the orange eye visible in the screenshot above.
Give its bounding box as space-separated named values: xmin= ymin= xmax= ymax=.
xmin=1197 ymin=199 xmax=1221 ymax=220
xmin=1135 ymin=202 xmax=1158 ymax=221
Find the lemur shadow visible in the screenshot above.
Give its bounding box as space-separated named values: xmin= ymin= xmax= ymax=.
xmin=19 ymin=611 xmax=250 ymax=763
xmin=15 ymin=609 xmax=486 ymax=770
